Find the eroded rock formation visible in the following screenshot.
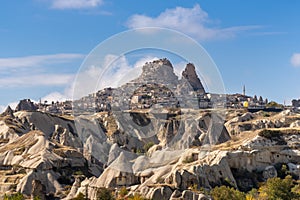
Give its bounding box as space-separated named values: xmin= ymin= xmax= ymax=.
xmin=182 ymin=63 xmax=205 ymax=93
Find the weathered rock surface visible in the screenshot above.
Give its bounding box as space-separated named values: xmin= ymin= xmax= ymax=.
xmin=15 ymin=99 xmax=37 ymax=112
xmin=137 ymin=58 xmax=179 ymax=87
xmin=31 ymin=179 xmax=46 ymax=200
xmin=0 ymin=111 xmax=107 ymax=198
xmin=182 ymin=63 xmax=205 ymax=93
xmin=2 ymin=59 xmax=300 ymax=199
xmin=0 ymin=106 xmax=14 ymax=118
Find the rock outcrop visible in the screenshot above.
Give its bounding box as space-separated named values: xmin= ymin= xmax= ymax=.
xmin=136 ymin=58 xmax=179 ymax=86
xmin=0 ymin=106 xmax=14 ymax=118
xmin=0 ymin=111 xmax=104 ymax=198
xmin=182 ymin=63 xmax=205 ymax=93
xmin=2 ymin=58 xmax=300 ymax=199
xmin=15 ymin=99 xmax=37 ymax=112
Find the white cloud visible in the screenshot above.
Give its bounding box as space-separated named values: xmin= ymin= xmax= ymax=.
xmin=73 ymin=54 xmax=132 ymax=99
xmin=173 ymin=61 xmax=186 ymax=78
xmin=133 ymin=56 xmax=159 ymax=69
xmin=73 ymin=55 xmax=160 ymax=99
xmin=0 ymin=74 xmax=74 ymax=88
xmin=50 ymin=0 xmax=103 ymax=9
xmin=291 ymin=53 xmax=300 ymax=67
xmin=0 ymin=105 xmax=5 ymax=113
xmin=9 ymin=102 xmax=18 ymax=110
xmin=0 ymin=102 xmax=18 ymax=113
xmin=41 ymin=92 xmax=69 ymax=103
xmin=99 ymin=55 xmax=161 ymax=89
xmin=0 ymin=53 xmax=84 ymax=69
xmin=126 ymin=4 xmax=260 ymax=41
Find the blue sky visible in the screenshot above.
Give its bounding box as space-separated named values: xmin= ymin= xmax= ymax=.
xmin=1 ymin=0 xmax=300 ymax=111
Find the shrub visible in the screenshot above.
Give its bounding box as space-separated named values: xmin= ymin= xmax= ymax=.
xmin=143 ymin=142 xmax=154 ymax=152
xmin=96 ymin=188 xmax=115 ymax=200
xmin=189 ymin=183 xmax=198 ymax=192
xmin=258 ymin=129 xmax=287 ymax=145
xmin=119 ymin=187 xmax=128 ymax=197
xmin=258 ymin=129 xmax=282 ymax=139
xmin=211 ymin=186 xmax=246 ymax=200
xmin=74 ymin=170 xmax=84 ymax=175
xmin=246 ymin=188 xmax=258 ymax=200
xmin=267 ymin=101 xmax=283 ymax=108
xmin=3 ymin=193 xmax=24 ymax=200
xmin=183 ymin=156 xmax=194 ymax=164
xmin=33 ymin=196 xmax=41 ymax=200
xmin=292 ymin=183 xmax=300 ymax=196
xmin=127 ymin=193 xmax=149 ymax=200
xmin=258 ymin=175 xmax=299 ymax=200
xmin=275 ymin=163 xmax=290 ymax=179
xmin=71 ymin=192 xmax=85 ymax=200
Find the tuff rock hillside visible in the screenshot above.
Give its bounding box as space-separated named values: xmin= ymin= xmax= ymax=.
xmin=1 ymin=59 xmax=300 ymax=199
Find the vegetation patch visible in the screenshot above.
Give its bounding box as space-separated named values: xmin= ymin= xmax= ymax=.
xmin=96 ymin=188 xmax=115 ymax=200
xmin=183 ymin=156 xmax=194 ymax=164
xmin=143 ymin=141 xmax=154 ymax=152
xmin=210 ymin=175 xmax=300 ymax=200
xmin=258 ymin=129 xmax=283 ymax=139
xmin=3 ymin=192 xmax=25 ymax=200
xmin=259 ymin=129 xmax=289 ymax=145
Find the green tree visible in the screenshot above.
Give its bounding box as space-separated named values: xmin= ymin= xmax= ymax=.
xmin=292 ymin=183 xmax=300 ymax=197
xmin=267 ymin=101 xmax=283 ymax=108
xmin=33 ymin=196 xmax=41 ymax=200
xmin=3 ymin=193 xmax=24 ymax=200
xmin=211 ymin=186 xmax=246 ymax=200
xmin=246 ymin=188 xmax=258 ymax=200
xmin=97 ymin=188 xmax=115 ymax=200
xmin=119 ymin=187 xmax=128 ymax=198
xmin=258 ymin=175 xmax=299 ymax=200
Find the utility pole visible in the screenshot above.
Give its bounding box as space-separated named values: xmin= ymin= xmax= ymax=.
xmin=243 ymin=85 xmax=246 ymax=96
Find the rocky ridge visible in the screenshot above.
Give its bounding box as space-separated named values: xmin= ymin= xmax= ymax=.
xmin=1 ymin=59 xmax=300 ymax=199
xmin=182 ymin=63 xmax=205 ymax=93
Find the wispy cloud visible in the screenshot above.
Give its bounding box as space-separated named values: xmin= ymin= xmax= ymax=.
xmin=291 ymin=53 xmax=300 ymax=67
xmin=80 ymin=10 xmax=112 ymax=16
xmin=0 ymin=105 xmax=6 ymax=113
xmin=0 ymin=74 xmax=74 ymax=88
xmin=41 ymin=91 xmax=69 ymax=102
xmin=0 ymin=53 xmax=84 ymax=69
xmin=73 ymin=55 xmax=159 ymax=99
xmin=50 ymin=0 xmax=103 ymax=9
xmin=126 ymin=4 xmax=261 ymax=41
xmin=0 ymin=102 xmax=18 ymax=113
xmin=250 ymin=31 xmax=287 ymax=36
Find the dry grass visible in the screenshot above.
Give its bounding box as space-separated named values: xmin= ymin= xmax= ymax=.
xmin=0 ymin=131 xmax=41 ymax=153
xmin=214 ymin=126 xmax=300 ymax=151
xmin=58 ymin=115 xmax=75 ymax=121
xmin=106 ymin=115 xmax=118 ymax=136
xmin=213 ymin=130 xmax=258 ymax=151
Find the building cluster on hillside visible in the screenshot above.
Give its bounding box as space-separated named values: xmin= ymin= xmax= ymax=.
xmin=10 ymin=59 xmax=284 ymax=115
xmin=14 ymin=89 xmax=271 ymax=116
xmin=226 ymin=94 xmax=268 ymax=109
xmin=37 ymin=100 xmax=73 ymax=115
xmin=73 ymin=88 xmax=113 ymax=114
xmin=129 ymin=83 xmax=179 ymax=109
xmin=14 ymin=99 xmax=73 ymax=115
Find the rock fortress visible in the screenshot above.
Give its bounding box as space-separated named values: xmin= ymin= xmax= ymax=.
xmin=1 ymin=58 xmax=300 ymax=199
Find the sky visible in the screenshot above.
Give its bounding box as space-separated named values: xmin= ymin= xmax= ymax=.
xmin=1 ymin=0 xmax=300 ymax=111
